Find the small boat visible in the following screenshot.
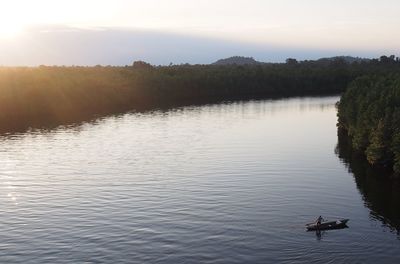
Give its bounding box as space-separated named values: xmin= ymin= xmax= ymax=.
xmin=306 ymin=219 xmax=349 ymax=231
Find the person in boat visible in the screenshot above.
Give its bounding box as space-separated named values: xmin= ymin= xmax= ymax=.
xmin=316 ymin=216 xmax=324 ymax=227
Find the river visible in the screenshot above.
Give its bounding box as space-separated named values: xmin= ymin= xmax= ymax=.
xmin=1 ymin=96 xmax=399 ymax=263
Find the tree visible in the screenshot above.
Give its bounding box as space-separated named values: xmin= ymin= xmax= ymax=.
xmin=366 ymin=120 xmax=386 ymax=164
xmin=132 ymin=60 xmax=153 ymax=69
xmin=286 ymin=58 xmax=298 ymax=65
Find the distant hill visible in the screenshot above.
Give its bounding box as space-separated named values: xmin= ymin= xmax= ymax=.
xmin=317 ymin=56 xmax=371 ymax=64
xmin=213 ymin=56 xmax=261 ymax=65
xmin=212 ymin=55 xmax=371 ymax=65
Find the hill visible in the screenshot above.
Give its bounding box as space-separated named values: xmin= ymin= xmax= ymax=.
xmin=212 ymin=56 xmax=261 ymax=65
xmin=317 ymin=56 xmax=371 ymax=64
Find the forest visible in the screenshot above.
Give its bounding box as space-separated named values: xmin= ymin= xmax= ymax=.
xmin=337 ymin=73 xmax=400 ymax=176
xmin=1 ymin=55 xmax=400 ymax=132
xmin=335 ymin=129 xmax=400 ymax=230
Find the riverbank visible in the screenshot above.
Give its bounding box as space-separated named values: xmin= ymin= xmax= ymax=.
xmin=337 ymin=74 xmax=400 ymax=176
xmin=1 ymin=58 xmax=399 ymax=132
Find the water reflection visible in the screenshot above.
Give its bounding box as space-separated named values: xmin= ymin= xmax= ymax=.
xmin=1 ymin=96 xmax=400 ymax=263
xmin=336 ymin=129 xmax=400 ymax=233
xmin=309 ymin=224 xmax=349 ymax=241
xmin=0 ymin=96 xmax=337 ymax=140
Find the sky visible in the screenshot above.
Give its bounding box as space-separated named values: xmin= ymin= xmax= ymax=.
xmin=0 ymin=0 xmax=399 ymax=65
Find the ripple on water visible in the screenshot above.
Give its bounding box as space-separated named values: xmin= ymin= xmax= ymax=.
xmin=0 ymin=97 xmax=399 ymax=263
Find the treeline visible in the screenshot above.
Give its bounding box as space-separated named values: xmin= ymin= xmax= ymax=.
xmin=1 ymin=55 xmax=400 ymax=132
xmin=337 ymin=74 xmax=400 ymax=176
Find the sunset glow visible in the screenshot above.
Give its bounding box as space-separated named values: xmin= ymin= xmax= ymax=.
xmin=0 ymin=0 xmax=399 ymax=64
xmin=0 ymin=3 xmax=23 ymax=38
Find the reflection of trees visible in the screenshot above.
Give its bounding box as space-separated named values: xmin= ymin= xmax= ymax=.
xmin=336 ymin=129 xmax=400 ymax=233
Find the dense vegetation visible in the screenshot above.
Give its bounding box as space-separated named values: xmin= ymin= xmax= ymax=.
xmin=336 ymin=130 xmax=400 ymax=230
xmin=1 ymin=55 xmax=400 ymax=132
xmin=337 ymin=73 xmax=400 ymax=176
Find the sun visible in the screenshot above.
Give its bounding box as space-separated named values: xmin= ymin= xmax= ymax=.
xmin=0 ymin=4 xmax=25 ymax=39
xmin=0 ymin=23 xmax=23 ymax=39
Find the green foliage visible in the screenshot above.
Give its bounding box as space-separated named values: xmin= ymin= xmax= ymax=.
xmin=392 ymin=133 xmax=400 ymax=173
xmin=366 ymin=120 xmax=386 ymax=164
xmin=337 ymin=74 xmax=400 ymax=175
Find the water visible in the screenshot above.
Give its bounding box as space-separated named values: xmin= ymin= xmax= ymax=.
xmin=1 ymin=96 xmax=399 ymax=263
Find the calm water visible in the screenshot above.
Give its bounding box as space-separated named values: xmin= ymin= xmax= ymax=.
xmin=1 ymin=96 xmax=399 ymax=263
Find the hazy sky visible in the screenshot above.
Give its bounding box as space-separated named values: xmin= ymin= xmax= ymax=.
xmin=0 ymin=0 xmax=399 ymax=65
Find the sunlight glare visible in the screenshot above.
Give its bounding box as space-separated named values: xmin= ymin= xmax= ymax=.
xmin=0 ymin=1 xmax=25 ymax=39
xmin=0 ymin=23 xmax=23 ymax=39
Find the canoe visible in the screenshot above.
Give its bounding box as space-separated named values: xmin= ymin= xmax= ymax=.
xmin=306 ymin=219 xmax=349 ymax=231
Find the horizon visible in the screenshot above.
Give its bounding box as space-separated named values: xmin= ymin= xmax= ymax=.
xmin=1 ymin=0 xmax=399 ymax=66
xmin=0 ymin=53 xmax=387 ymax=68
